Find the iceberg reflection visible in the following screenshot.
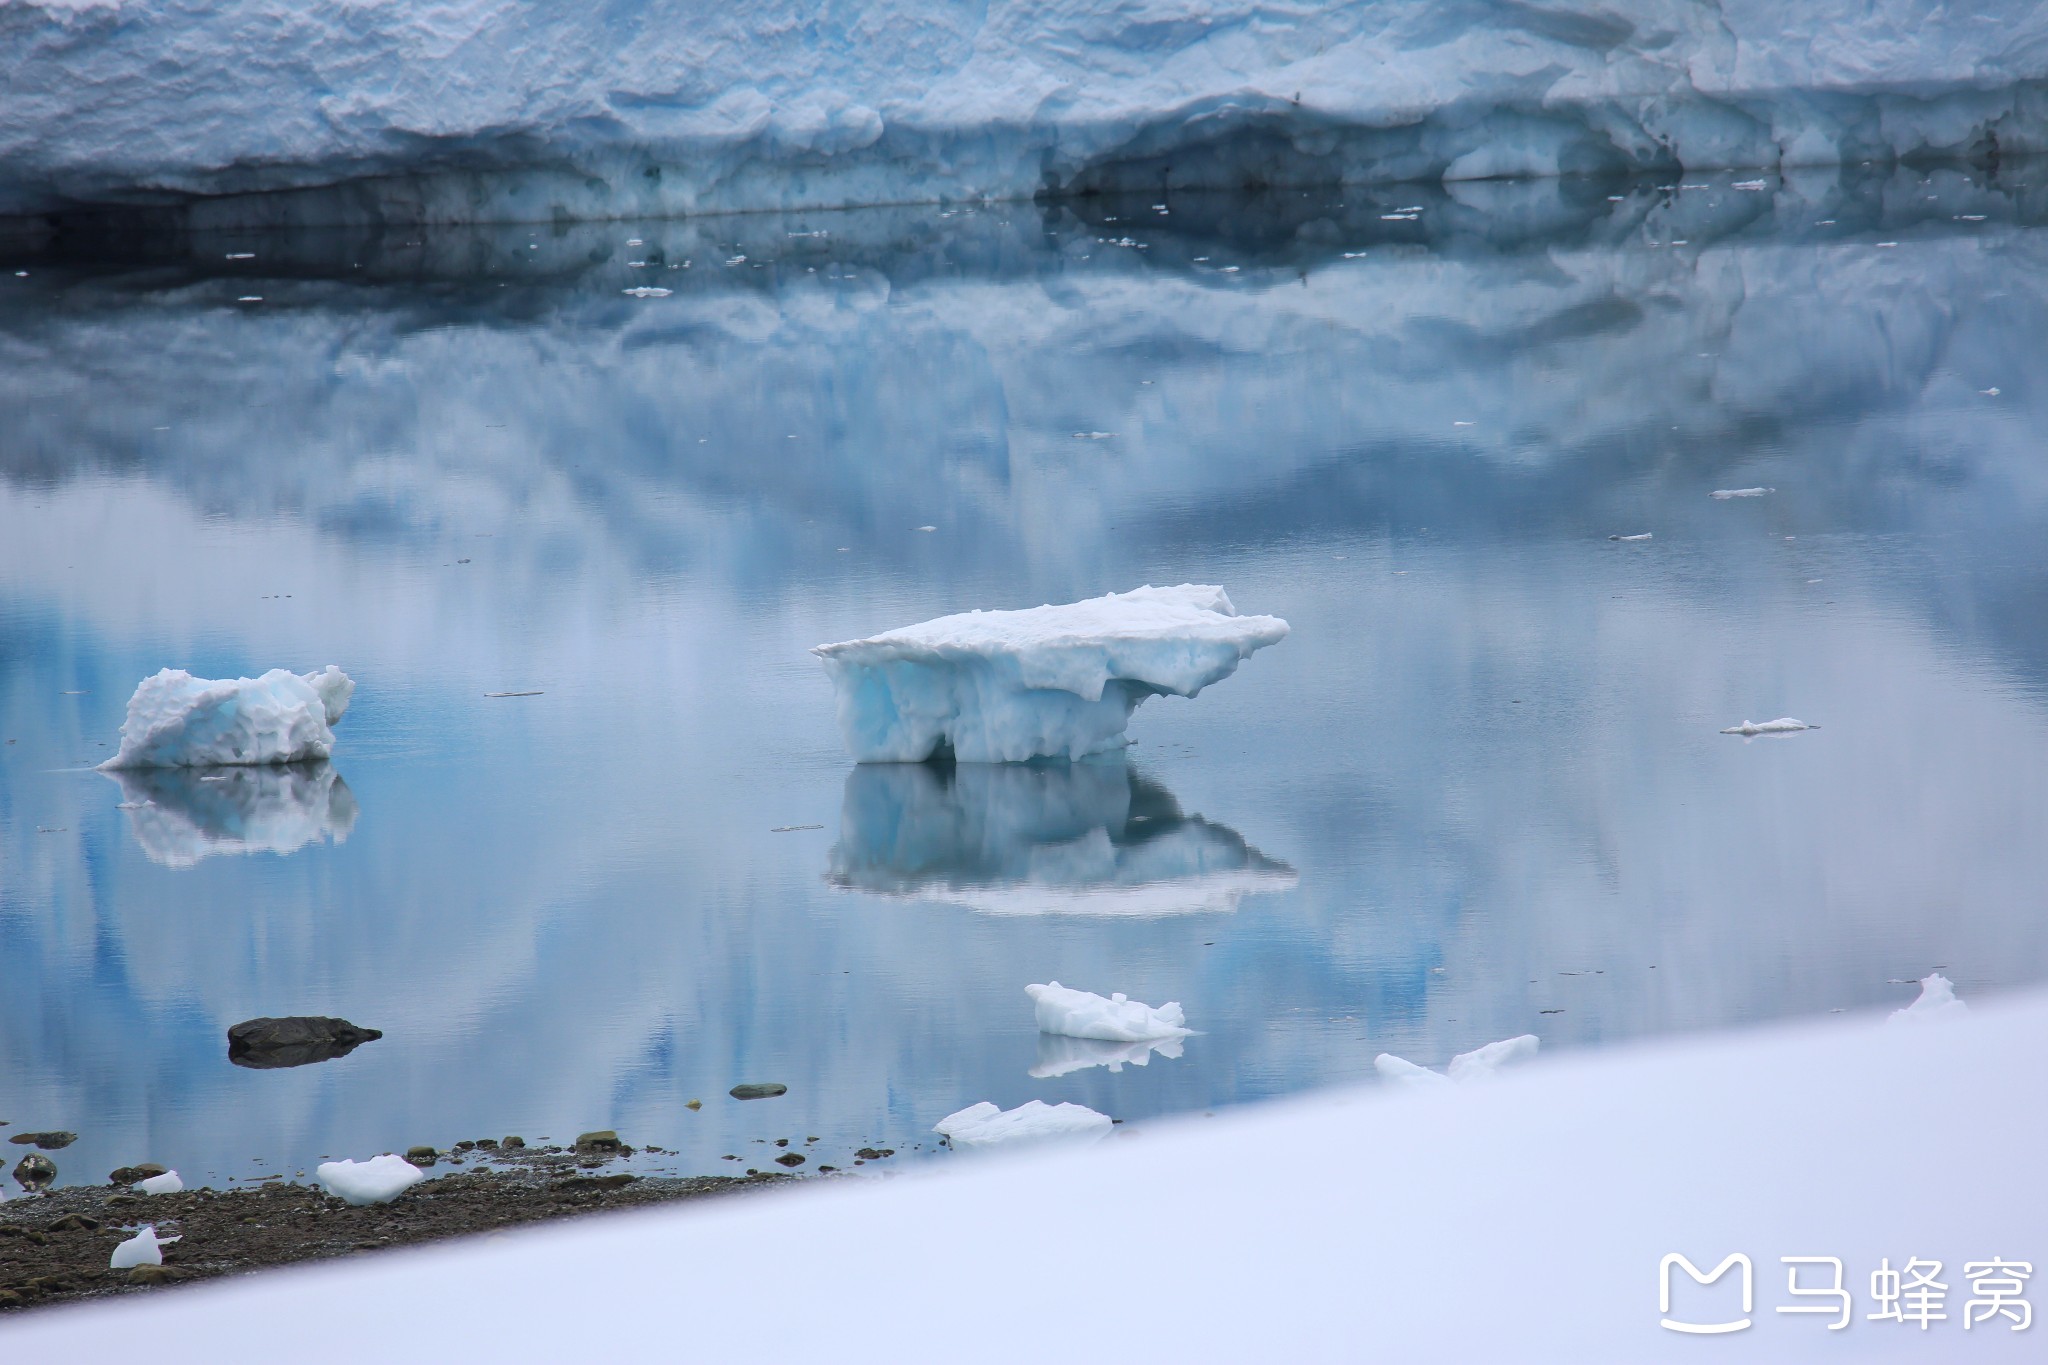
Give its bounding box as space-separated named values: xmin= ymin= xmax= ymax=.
xmin=1030 ymin=1033 xmax=1185 ymax=1079
xmin=107 ymin=762 xmax=358 ymax=868
xmin=827 ymin=758 xmax=1295 ymax=916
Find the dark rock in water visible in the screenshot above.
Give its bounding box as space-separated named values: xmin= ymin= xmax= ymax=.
xmin=109 ymin=1163 xmax=168 ymax=1186
xmin=729 ymin=1083 xmax=787 ymax=1100
xmin=7 ymin=1131 xmax=76 ymax=1150
xmin=13 ymin=1153 xmax=56 ymax=1189
xmin=854 ymin=1148 xmax=894 ymax=1161
xmin=574 ymin=1130 xmax=622 ymax=1153
xmin=404 ymin=1146 xmax=437 ymax=1167
xmin=473 ymin=1138 xmax=499 ymax=1150
xmin=228 ymin=1016 xmax=382 ymax=1069
xmin=554 ymin=1173 xmax=637 ymax=1193
xmin=127 ymin=1265 xmax=188 ymax=1286
xmin=774 ymin=1152 xmax=805 ymax=1168
xmin=500 ymin=1136 xmax=526 ymax=1150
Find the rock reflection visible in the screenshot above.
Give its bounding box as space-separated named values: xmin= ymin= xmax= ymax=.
xmin=107 ymin=761 xmax=358 ymax=868
xmin=827 ymin=757 xmax=1295 ymax=916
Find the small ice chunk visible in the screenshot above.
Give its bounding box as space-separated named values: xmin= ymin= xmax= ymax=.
xmin=1731 ymin=179 xmax=1768 ymax=190
xmin=1030 ymin=1033 xmax=1183 ymax=1078
xmin=934 ymin=1100 xmax=1113 ymax=1150
xmin=1711 ymin=487 xmax=1775 ymax=499
xmin=1888 ymin=972 xmax=1968 ymax=1024
xmin=102 ymin=666 xmax=354 ymax=769
xmin=813 ymin=585 xmax=1287 ymax=762
xmin=1026 ymin=981 xmax=1190 ymax=1042
xmin=1720 ymin=718 xmax=1813 ymax=735
xmin=136 ymin=1170 xmax=184 ymax=1194
xmin=316 ymin=1153 xmax=427 ymax=1205
xmin=1377 ymin=1034 xmax=1540 ymax=1088
xmin=1609 ymin=533 xmax=1652 ymax=542
xmin=109 ymin=1225 xmax=180 ymax=1269
xmin=622 ymin=286 xmax=672 ymax=298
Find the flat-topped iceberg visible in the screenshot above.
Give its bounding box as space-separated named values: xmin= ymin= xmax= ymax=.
xmin=1027 ymin=982 xmax=1191 ymax=1043
xmin=934 ymin=1100 xmax=1114 ymax=1151
xmin=813 ymin=586 xmax=1287 ymax=763
xmin=100 ymin=667 xmax=354 ymax=770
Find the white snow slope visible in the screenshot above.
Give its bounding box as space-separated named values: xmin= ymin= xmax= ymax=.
xmin=5 ymin=0 xmax=2047 ymax=222
xmin=6 ymin=991 xmax=2038 ymax=1362
xmin=813 ymin=585 xmax=1286 ymax=762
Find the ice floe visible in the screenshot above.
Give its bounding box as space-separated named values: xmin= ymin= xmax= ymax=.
xmin=1889 ymin=972 xmax=1969 ymax=1025
xmin=1375 ymin=1035 xmax=1540 ymax=1089
xmin=813 ymin=585 xmax=1287 ymax=763
xmin=316 ymin=1154 xmax=427 ymax=1206
xmin=1720 ymin=717 xmax=1814 ymax=736
xmin=106 ymin=760 xmax=357 ymax=868
xmin=100 ymin=666 xmax=354 ymax=769
xmin=109 ymin=1225 xmax=179 ymax=1270
xmin=1030 ymin=1033 xmax=1184 ymax=1079
xmin=934 ymin=1100 xmax=1114 ymax=1151
xmin=1710 ymin=487 xmax=1776 ymax=499
xmin=1026 ymin=981 xmax=1190 ymax=1042
xmin=136 ymin=1170 xmax=184 ymax=1195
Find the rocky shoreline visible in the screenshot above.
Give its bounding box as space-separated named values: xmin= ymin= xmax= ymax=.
xmin=0 ymin=1140 xmax=824 ymax=1314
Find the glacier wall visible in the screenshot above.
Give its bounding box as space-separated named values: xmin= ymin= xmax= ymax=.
xmin=5 ymin=0 xmax=2048 ymax=224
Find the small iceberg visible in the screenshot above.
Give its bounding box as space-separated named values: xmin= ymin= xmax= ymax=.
xmin=1375 ymin=1034 xmax=1540 ymax=1089
xmin=1710 ymin=487 xmax=1775 ymax=499
xmin=315 ymin=1153 xmax=427 ymax=1206
xmin=1888 ymin=973 xmax=1969 ymax=1025
xmin=934 ymin=1100 xmax=1114 ymax=1150
xmin=109 ymin=1225 xmax=179 ymax=1270
xmin=1030 ymin=1033 xmax=1184 ymax=1079
xmin=136 ymin=1170 xmax=183 ymax=1195
xmin=1720 ymin=718 xmax=1814 ymax=736
xmin=1608 ymin=533 xmax=1652 ymax=542
xmin=1026 ymin=982 xmax=1190 ymax=1043
xmin=107 ymin=760 xmax=357 ymax=868
xmin=813 ymin=585 xmax=1287 ymax=762
xmin=101 ymin=667 xmax=355 ymax=769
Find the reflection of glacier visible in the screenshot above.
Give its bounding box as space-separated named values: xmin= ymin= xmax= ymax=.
xmin=827 ymin=759 xmax=1296 ymax=916
xmin=108 ymin=763 xmax=358 ymax=869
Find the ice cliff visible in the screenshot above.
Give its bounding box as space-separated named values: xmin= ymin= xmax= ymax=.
xmin=814 ymin=585 xmax=1286 ymax=763
xmin=100 ymin=667 xmax=354 ymax=770
xmin=5 ymin=0 xmax=2047 ymax=224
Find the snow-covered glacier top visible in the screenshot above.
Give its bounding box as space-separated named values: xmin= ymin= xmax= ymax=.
xmin=5 ymin=0 xmax=2047 ymax=221
xmin=814 ymin=585 xmax=1286 ymax=762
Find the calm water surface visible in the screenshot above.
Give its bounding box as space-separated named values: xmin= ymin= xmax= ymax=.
xmin=5 ymin=170 xmax=2048 ymax=1189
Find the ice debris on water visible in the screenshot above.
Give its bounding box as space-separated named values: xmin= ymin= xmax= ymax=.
xmin=1888 ymin=972 xmax=1969 ymax=1025
xmin=1720 ymin=717 xmax=1814 ymax=736
xmin=621 ymin=286 xmax=672 ymax=298
xmin=1374 ymin=1035 xmax=1540 ymax=1089
xmin=1609 ymin=533 xmax=1652 ymax=542
xmin=934 ymin=1100 xmax=1113 ymax=1150
xmin=109 ymin=1225 xmax=179 ymax=1269
xmin=1711 ymin=487 xmax=1775 ymax=499
xmin=101 ymin=667 xmax=354 ymax=769
xmin=812 ymin=585 xmax=1287 ymax=762
xmin=1026 ymin=982 xmax=1190 ymax=1042
xmin=136 ymin=1170 xmax=183 ymax=1194
xmin=316 ymin=1153 xmax=427 ymax=1205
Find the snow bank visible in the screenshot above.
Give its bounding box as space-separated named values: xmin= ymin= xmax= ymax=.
xmin=813 ymin=586 xmax=1286 ymax=763
xmin=1889 ymin=972 xmax=1969 ymax=1024
xmin=100 ymin=667 xmax=355 ymax=770
xmin=826 ymin=758 xmax=1297 ymax=915
xmin=106 ymin=761 xmax=357 ymax=868
xmin=1026 ymin=982 xmax=1190 ymax=1043
xmin=1030 ymin=1033 xmax=1183 ymax=1079
xmin=1375 ymin=1034 xmax=1540 ymax=1088
xmin=6 ymin=0 xmax=2048 ymax=223
xmin=315 ymin=1154 xmax=427 ymax=1207
xmin=933 ymin=1100 xmax=1114 ymax=1151
xmin=108 ymin=1225 xmax=177 ymax=1270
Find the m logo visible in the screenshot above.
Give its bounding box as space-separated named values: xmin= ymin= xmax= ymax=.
xmin=1661 ymin=1253 xmax=1754 ymax=1334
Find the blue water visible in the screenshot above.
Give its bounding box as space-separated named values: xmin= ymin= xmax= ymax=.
xmin=6 ymin=171 xmax=2048 ymax=1190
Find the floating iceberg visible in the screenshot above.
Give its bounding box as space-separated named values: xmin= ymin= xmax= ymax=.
xmin=1711 ymin=487 xmax=1776 ymax=499
xmin=106 ymin=761 xmax=357 ymax=868
xmin=934 ymin=1100 xmax=1114 ymax=1151
xmin=136 ymin=1170 xmax=184 ymax=1195
xmin=1375 ymin=1035 xmax=1540 ymax=1089
xmin=1720 ymin=718 xmax=1814 ymax=736
xmin=1026 ymin=982 xmax=1191 ymax=1043
xmin=316 ymin=1154 xmax=427 ymax=1206
xmin=826 ymin=757 xmax=1296 ymax=916
xmin=109 ymin=1225 xmax=178 ymax=1270
xmin=1030 ymin=1033 xmax=1184 ymax=1079
xmin=813 ymin=586 xmax=1286 ymax=763
xmin=100 ymin=667 xmax=355 ymax=770
xmin=1889 ymin=973 xmax=1969 ymax=1025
